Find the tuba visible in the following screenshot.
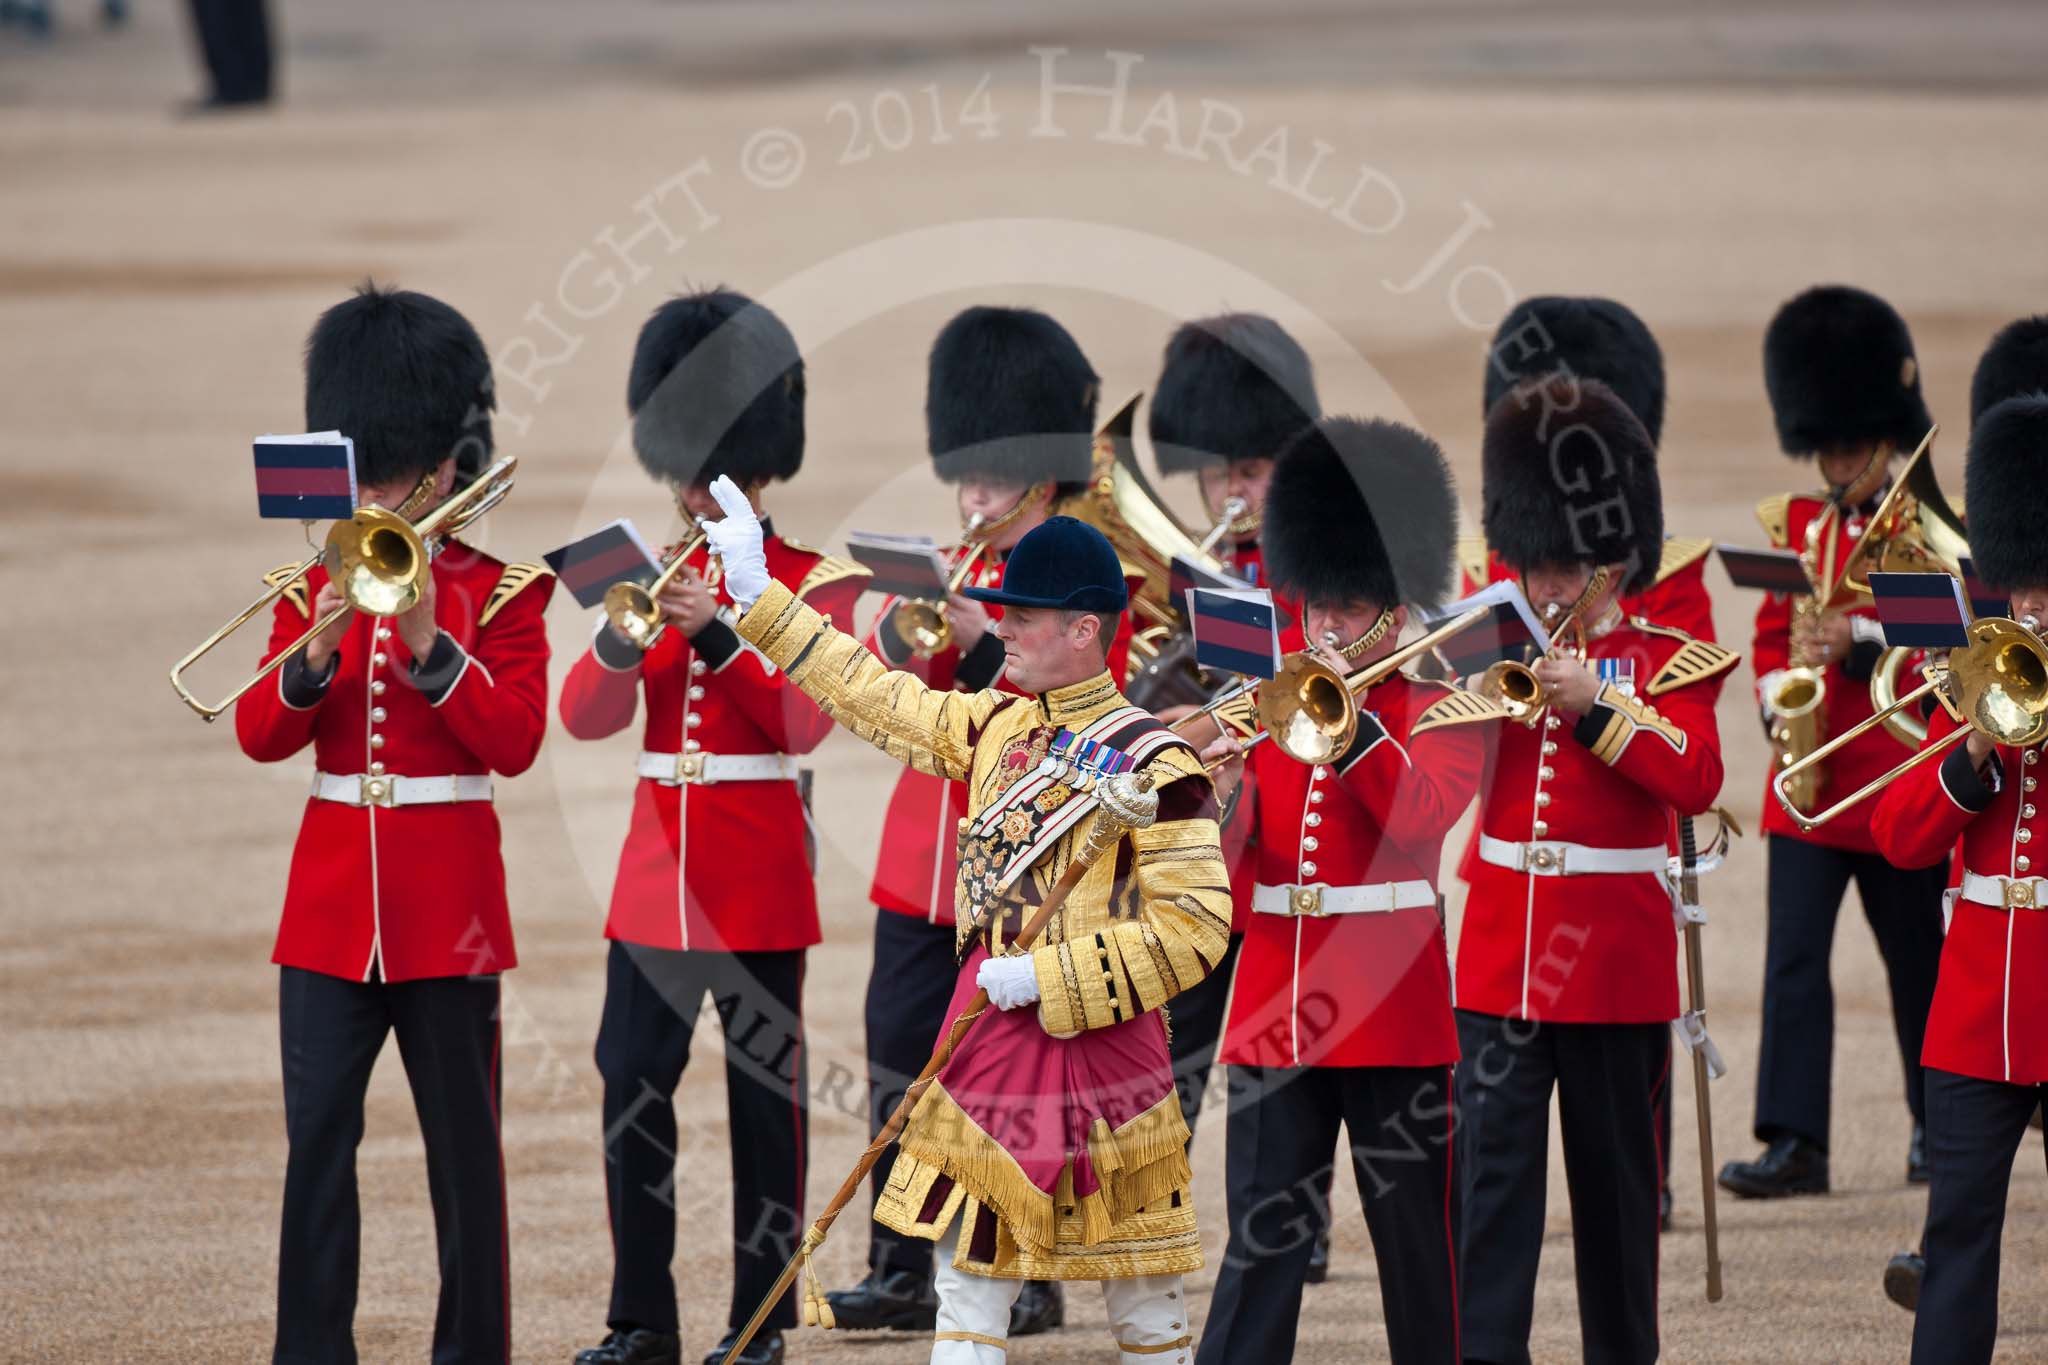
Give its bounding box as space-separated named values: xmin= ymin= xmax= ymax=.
xmin=169 ymin=457 xmax=517 ymax=720
xmin=1773 ymin=615 xmax=2048 ymax=830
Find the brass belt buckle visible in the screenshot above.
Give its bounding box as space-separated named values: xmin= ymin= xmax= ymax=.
xmin=1290 ymin=885 xmax=1326 ymax=917
xmin=1527 ymin=844 xmax=1559 ymax=873
xmin=676 ymin=753 xmax=705 ymax=784
xmin=360 ymin=776 xmax=395 ymax=808
xmin=2007 ymin=879 xmax=2037 ymax=910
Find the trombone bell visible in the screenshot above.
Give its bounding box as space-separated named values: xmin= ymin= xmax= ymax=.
xmin=1257 ymin=652 xmax=1357 ymax=765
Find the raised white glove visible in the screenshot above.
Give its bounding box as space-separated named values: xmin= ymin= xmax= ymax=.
xmin=703 ymin=475 xmax=771 ymax=609
xmin=976 ymin=954 xmax=1041 ymax=1011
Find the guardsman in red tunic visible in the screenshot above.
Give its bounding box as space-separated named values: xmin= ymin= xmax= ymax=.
xmin=1453 ymin=294 xmax=1712 ymax=1228
xmin=1719 ymin=286 xmax=1948 ymax=1201
xmin=1455 ymin=379 xmax=1734 ymax=1365
xmin=1882 ymin=314 xmax=2048 ymax=1311
xmin=1870 ymin=396 xmax=2048 ymax=1364
xmin=234 ymin=286 xmax=552 ymax=1364
xmin=1195 ymin=418 xmax=1484 ymax=1364
xmin=829 ymin=307 xmax=1118 ymax=1340
xmin=562 ymin=290 xmax=868 ymax=1365
xmin=1141 ymin=314 xmax=1322 ymax=1161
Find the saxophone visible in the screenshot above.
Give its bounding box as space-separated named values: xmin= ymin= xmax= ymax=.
xmin=1765 ymin=509 xmax=1835 ymax=813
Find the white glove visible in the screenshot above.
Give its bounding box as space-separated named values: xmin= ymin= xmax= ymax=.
xmin=703 ymin=475 xmax=771 ymax=609
xmin=976 ymin=954 xmax=1041 ymax=1011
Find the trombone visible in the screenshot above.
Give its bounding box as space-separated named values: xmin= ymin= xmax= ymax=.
xmin=603 ymin=514 xmax=717 ymax=651
xmin=1249 ymin=605 xmax=1500 ymax=765
xmin=889 ymin=515 xmax=991 ymax=660
xmin=169 ymin=457 xmax=518 ymax=721
xmin=1772 ymin=615 xmax=2048 ymax=831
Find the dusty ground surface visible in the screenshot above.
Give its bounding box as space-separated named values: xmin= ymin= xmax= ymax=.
xmin=4 ymin=2 xmax=2047 ymax=1361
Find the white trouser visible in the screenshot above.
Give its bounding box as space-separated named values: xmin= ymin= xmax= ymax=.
xmin=930 ymin=1225 xmax=1193 ymax=1364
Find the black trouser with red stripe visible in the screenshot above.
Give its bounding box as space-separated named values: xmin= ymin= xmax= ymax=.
xmin=596 ymin=942 xmax=808 ymax=1335
xmin=275 ymin=966 xmax=506 ymax=1365
xmin=1195 ymin=1063 xmax=1460 ymax=1365
xmin=1912 ymin=1068 xmax=2048 ymax=1365
xmin=1454 ymin=1011 xmax=1667 ymax=1365
xmin=1166 ymin=931 xmax=1242 ymax=1136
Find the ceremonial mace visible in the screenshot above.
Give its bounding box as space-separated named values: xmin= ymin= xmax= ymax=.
xmin=1678 ymin=808 xmax=1740 ymax=1303
xmin=721 ymin=769 xmax=1164 ymax=1364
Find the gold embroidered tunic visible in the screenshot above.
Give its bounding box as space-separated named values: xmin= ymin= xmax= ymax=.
xmin=737 ymin=580 xmax=1233 ymax=1279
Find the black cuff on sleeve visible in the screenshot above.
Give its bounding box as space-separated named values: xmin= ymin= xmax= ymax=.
xmin=1574 ymin=704 xmax=1617 ymax=750
xmin=689 ymin=618 xmax=743 ymax=671
xmin=954 ymin=632 xmax=1007 ymax=691
xmin=407 ymin=631 xmax=466 ymax=704
xmin=1334 ymin=708 xmax=1389 ymax=774
xmin=1840 ymin=637 xmax=1884 ymax=683
xmin=280 ymin=650 xmax=338 ymax=708
xmin=1938 ymin=741 xmax=1997 ymax=813
xmin=592 ymin=621 xmax=646 ymax=672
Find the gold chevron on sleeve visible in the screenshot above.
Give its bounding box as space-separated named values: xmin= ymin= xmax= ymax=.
xmin=795 ymin=554 xmax=873 ymax=600
xmin=1648 ymin=638 xmax=1740 ymax=696
xmin=1410 ymin=687 xmax=1506 ymax=736
xmin=1755 ymin=494 xmax=1791 ymax=547
xmin=263 ymin=563 xmax=311 ymax=619
xmin=479 ymin=562 xmax=554 ymax=627
xmin=1654 ymin=536 xmax=1713 ymax=584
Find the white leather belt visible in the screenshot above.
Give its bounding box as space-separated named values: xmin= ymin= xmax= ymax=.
xmin=1252 ymin=880 xmax=1436 ymax=918
xmin=1479 ymin=834 xmax=1668 ymax=877
xmin=312 ymin=772 xmax=493 ymax=808
xmin=1960 ymin=871 xmax=2048 ymax=911
xmin=636 ymin=751 xmax=800 ymax=786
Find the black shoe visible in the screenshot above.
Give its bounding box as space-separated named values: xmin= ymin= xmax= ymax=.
xmin=1717 ymin=1135 xmax=1829 ymax=1198
xmin=824 ymin=1268 xmax=938 ymax=1331
xmin=1659 ymin=1184 xmax=1674 ymax=1232
xmin=575 ymin=1328 xmax=681 ymax=1365
xmin=1304 ymin=1229 xmax=1331 ymax=1284
xmin=702 ymin=1329 xmax=782 ymax=1365
xmin=1009 ymin=1279 xmax=1065 ymax=1336
xmin=1884 ymin=1251 xmax=1924 ymax=1312
xmin=1907 ymin=1123 xmax=1931 ymax=1184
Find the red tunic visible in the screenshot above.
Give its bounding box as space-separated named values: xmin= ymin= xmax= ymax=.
xmin=863 ymin=548 xmax=1136 ymax=926
xmin=1221 ymin=675 xmax=1485 ymax=1068
xmin=1870 ymin=709 xmax=2048 ymax=1085
xmin=1456 ymin=618 xmax=1731 ymax=1023
xmin=1750 ymin=494 xmax=1904 ymax=854
xmin=234 ymin=543 xmax=554 ymax=983
xmin=558 ymin=532 xmax=867 ymax=952
xmin=1460 ymin=541 xmax=1717 ymax=645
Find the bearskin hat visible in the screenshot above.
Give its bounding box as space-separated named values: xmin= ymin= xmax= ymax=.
xmin=926 ymin=306 xmax=1099 ymax=486
xmin=1483 ymin=295 xmax=1666 ymax=446
xmin=1964 ymin=395 xmax=2048 ymax=590
xmin=304 ymin=282 xmax=495 ymax=487
xmin=1970 ymin=316 xmax=2048 ymax=429
xmin=1482 ymin=377 xmax=1664 ymax=593
xmin=628 ymin=287 xmax=805 ymax=489
xmin=1261 ymin=416 xmax=1456 ymax=610
xmin=1762 ymin=285 xmax=1931 ymax=458
xmin=1148 ymin=313 xmax=1321 ymax=476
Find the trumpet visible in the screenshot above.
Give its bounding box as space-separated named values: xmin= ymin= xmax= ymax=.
xmin=603 ymin=516 xmax=717 ymax=651
xmin=1252 ymin=605 xmax=1499 ymax=764
xmin=169 ymin=458 xmax=517 ymax=721
xmin=1772 ymin=615 xmax=2048 ymax=830
xmin=890 ymin=515 xmax=991 ymax=659
xmin=1474 ymin=587 xmax=1595 ymax=725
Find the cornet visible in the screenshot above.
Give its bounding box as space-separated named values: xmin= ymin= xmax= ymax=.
xmin=168 ymin=458 xmax=517 ymax=720
xmin=1773 ymin=615 xmax=2048 ymax=830
xmin=1474 ymin=581 xmax=1599 ymax=725
xmin=890 ymin=515 xmax=991 ymax=660
xmin=603 ymin=512 xmax=718 ymax=651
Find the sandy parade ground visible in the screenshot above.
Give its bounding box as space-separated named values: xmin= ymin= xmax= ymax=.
xmin=4 ymin=2 xmax=2048 ymax=1360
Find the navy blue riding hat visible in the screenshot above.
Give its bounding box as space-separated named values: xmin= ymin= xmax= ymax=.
xmin=961 ymin=516 xmax=1129 ymax=613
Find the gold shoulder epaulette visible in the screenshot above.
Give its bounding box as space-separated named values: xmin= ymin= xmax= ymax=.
xmin=1210 ymin=688 xmax=1260 ymax=740
xmin=1755 ymin=493 xmax=1792 ymax=547
xmin=1647 ymin=636 xmax=1740 ymax=696
xmin=479 ymin=562 xmax=554 ymax=627
xmin=1629 ymin=616 xmax=1690 ymax=642
xmin=264 ymin=563 xmax=312 ymax=619
xmin=1654 ymin=536 xmax=1713 ymax=585
xmin=1411 ymin=686 xmax=1506 ymax=736
xmin=778 ymin=533 xmax=821 ymax=555
xmin=1455 ymin=534 xmax=1490 ymax=588
xmin=795 ymin=553 xmax=872 ymax=600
